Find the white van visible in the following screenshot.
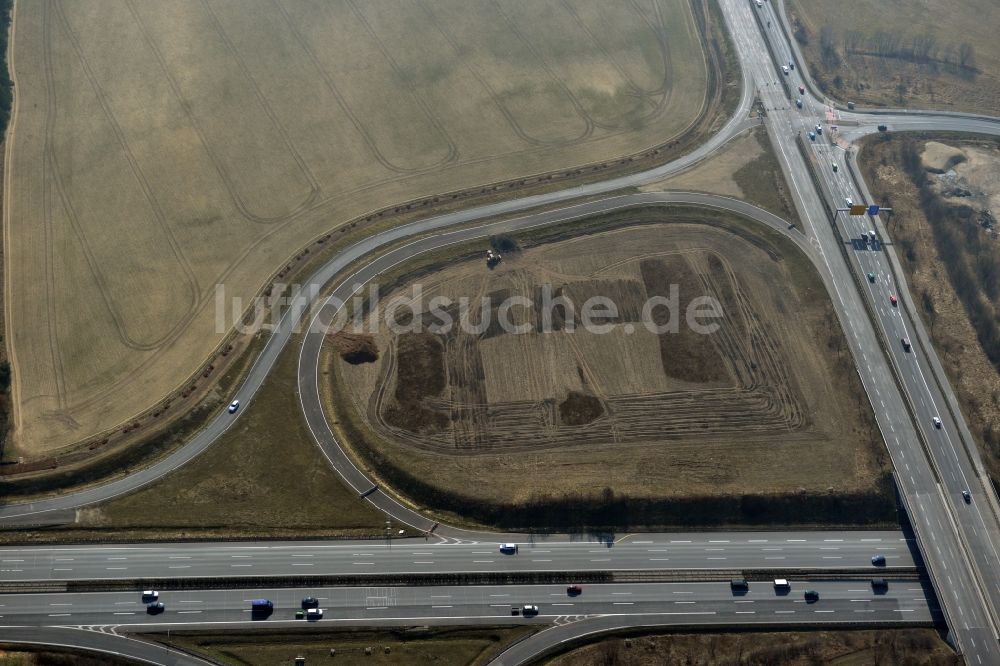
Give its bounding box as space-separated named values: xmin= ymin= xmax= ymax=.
xmin=773 ymin=578 xmax=790 ymax=589
xmin=499 ymin=543 xmax=518 ymax=554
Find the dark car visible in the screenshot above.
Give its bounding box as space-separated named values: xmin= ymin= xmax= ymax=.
xmin=804 ymin=590 xmax=819 ymax=602
xmin=566 ymin=585 xmax=582 ymax=596
xmin=877 ymin=124 xmax=888 ymax=132
xmin=301 ymin=596 xmax=319 ymax=608
xmin=901 ymin=338 xmax=911 ymax=352
xmin=871 ymin=578 xmax=888 ymax=590
xmin=730 ymin=578 xmax=749 ymax=591
xmin=146 ymin=602 xmax=165 ymax=614
xmin=871 ymin=554 xmax=887 ymax=566
xmin=962 ymin=490 xmax=972 ymax=503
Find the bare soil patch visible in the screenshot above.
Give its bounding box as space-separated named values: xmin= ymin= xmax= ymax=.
xmin=558 ymin=391 xmax=604 ymax=426
xmin=329 ymin=331 xmax=379 ymax=365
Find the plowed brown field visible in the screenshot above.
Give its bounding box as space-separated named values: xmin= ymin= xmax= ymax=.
xmin=331 ymin=218 xmax=883 ymax=503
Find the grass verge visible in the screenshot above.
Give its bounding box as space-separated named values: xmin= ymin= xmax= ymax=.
xmin=0 ymin=338 xmax=384 ymax=544
xmin=151 ymin=626 xmax=535 ymax=666
xmin=547 ymin=628 xmax=957 ymax=665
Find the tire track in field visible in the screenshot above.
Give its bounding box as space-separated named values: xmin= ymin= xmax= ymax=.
xmin=199 ymin=0 xmax=321 ymax=209
xmin=415 ymin=0 xmax=547 ymax=149
xmin=124 ymin=0 xmax=305 ymax=224
xmin=271 ymin=0 xmax=446 ymax=175
xmin=344 ymin=0 xmax=459 ymax=169
xmin=52 ymin=1 xmax=200 ymax=351
xmin=39 ymin=0 xmax=69 ymax=411
xmin=488 ymin=0 xmax=596 ymax=139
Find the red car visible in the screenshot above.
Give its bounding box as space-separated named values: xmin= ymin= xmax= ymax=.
xmin=798 ymin=85 xmax=805 ymax=94
xmin=567 ymin=585 xmax=583 ymax=596
xmin=890 ymin=295 xmax=898 ymax=306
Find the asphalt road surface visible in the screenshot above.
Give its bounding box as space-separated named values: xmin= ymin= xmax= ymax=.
xmin=0 ymin=532 xmax=915 ymax=582
xmin=0 ymin=580 xmax=936 ymax=633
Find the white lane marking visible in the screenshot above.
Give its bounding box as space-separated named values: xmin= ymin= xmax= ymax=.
xmin=179 ymin=610 xmax=202 ymax=614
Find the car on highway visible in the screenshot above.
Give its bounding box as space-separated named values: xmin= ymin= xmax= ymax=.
xmin=146 ymin=602 xmax=165 ymax=614
xmin=890 ymin=294 xmax=897 ymax=306
xmin=781 ymin=65 xmax=789 ymax=74
xmin=251 ymin=599 xmax=274 ymax=618
xmin=867 ymin=272 xmax=876 ymax=283
xmin=804 ymin=590 xmax=819 ymax=602
xmin=773 ymin=578 xmax=790 ymax=590
xmin=933 ymin=416 xmax=942 ymax=429
xmin=522 ymin=604 xmax=539 ymax=616
xmin=307 ymin=608 xmax=324 ymax=619
xmin=796 ymin=98 xmax=802 ymax=108
xmin=877 ymin=124 xmax=888 ymax=132
xmin=567 ymin=585 xmax=583 ymax=596
xmin=832 ymin=162 xmax=838 ymax=172
xmin=871 ymin=578 xmax=888 ymax=590
xmin=228 ymin=399 xmax=240 ymax=414
xmin=499 ymin=543 xmax=518 ymax=554
xmin=798 ymin=85 xmax=805 ymax=94
xmin=141 ymin=590 xmax=158 ymax=601
xmin=901 ymin=338 xmax=911 ymax=352
xmin=815 ymin=123 xmax=822 ymax=135
xmin=808 ymin=131 xmax=816 ymax=141
xmin=295 ymin=609 xmax=305 ymax=619
xmin=845 ymin=197 xmax=853 ymax=207
xmin=302 ymin=596 xmax=319 ymax=608
xmin=963 ymin=490 xmax=972 ymax=503
xmin=788 ymin=60 xmax=794 ymax=70
xmin=730 ymin=578 xmax=749 ymax=591
xmin=755 ymin=0 xmax=762 ymax=6
xmin=871 ymin=554 xmax=886 ymax=566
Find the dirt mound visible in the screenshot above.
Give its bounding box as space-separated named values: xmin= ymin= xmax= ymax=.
xmin=329 ymin=332 xmax=379 ymax=365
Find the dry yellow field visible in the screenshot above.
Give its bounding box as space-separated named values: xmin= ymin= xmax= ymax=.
xmin=4 ymin=0 xmax=710 ymax=455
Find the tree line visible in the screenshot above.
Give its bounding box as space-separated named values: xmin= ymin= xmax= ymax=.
xmin=812 ymin=24 xmax=976 ymax=74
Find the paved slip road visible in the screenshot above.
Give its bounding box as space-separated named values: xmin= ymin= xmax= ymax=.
xmin=0 ymin=532 xmax=915 ymax=582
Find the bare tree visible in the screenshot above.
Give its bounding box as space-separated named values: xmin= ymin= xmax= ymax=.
xmin=843 ymin=29 xmax=863 ymax=54
xmin=911 ymin=33 xmax=937 ymax=63
xmin=959 ymin=42 xmax=976 ymax=69
xmin=820 ymin=26 xmax=840 ymax=66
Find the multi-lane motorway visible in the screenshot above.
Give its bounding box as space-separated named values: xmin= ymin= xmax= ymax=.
xmin=746 ymin=1 xmax=1000 ymax=662
xmin=0 ymin=581 xmax=936 ymax=629
xmin=0 ymin=533 xmax=915 ymax=582
xmin=4 ymin=0 xmax=1000 ymax=663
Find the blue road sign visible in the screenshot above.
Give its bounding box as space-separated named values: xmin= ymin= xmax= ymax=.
xmin=867 ymin=204 xmax=880 ymax=216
